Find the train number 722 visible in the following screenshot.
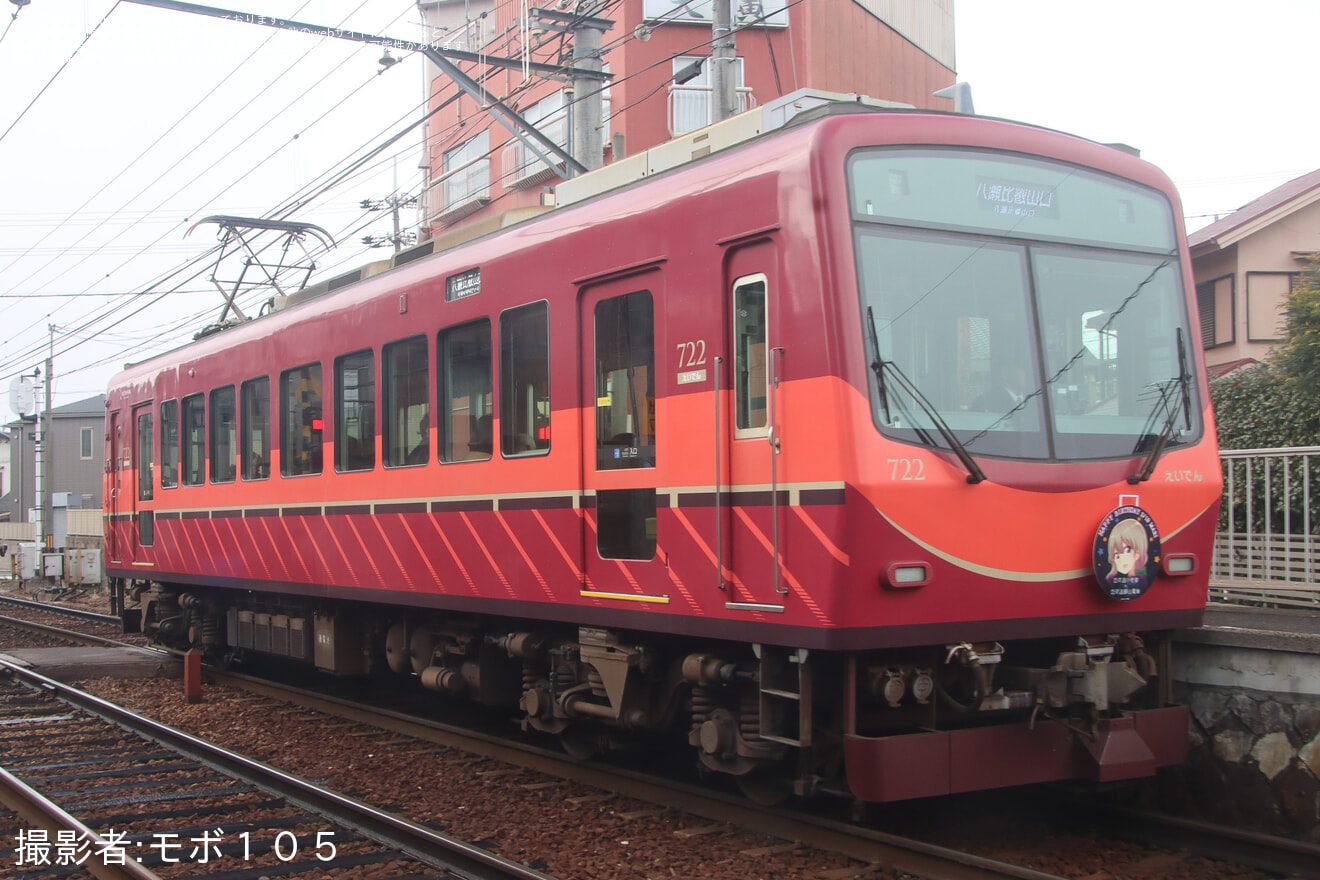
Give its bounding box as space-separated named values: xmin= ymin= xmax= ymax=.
xmin=676 ymin=340 xmax=707 ymax=368
xmin=888 ymin=458 xmax=926 ymax=481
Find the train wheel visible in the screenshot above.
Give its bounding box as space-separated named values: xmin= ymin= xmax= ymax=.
xmin=559 ymin=725 xmax=606 ymax=760
xmin=735 ymin=767 xmax=794 ymax=806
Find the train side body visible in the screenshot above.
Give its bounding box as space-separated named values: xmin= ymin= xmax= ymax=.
xmin=105 ymin=108 xmax=1221 ymax=802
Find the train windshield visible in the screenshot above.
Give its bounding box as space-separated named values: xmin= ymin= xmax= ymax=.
xmin=848 ymin=148 xmax=1201 ymax=462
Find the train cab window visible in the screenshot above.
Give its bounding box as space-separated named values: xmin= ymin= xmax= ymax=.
xmin=241 ymin=377 xmax=270 ymax=480
xmin=383 ymin=337 xmax=428 ymax=467
xmin=281 ymin=363 xmax=324 ymax=477
xmin=160 ymin=400 xmax=179 ymax=489
xmin=733 ymin=276 xmax=769 ymax=433
xmin=336 ymin=350 xmax=376 ymax=472
xmin=594 ymin=291 xmax=655 ymax=469
xmin=438 ymin=320 xmax=492 ymax=462
xmin=210 ymin=385 xmax=237 ymax=484
xmin=500 ymin=302 xmax=550 ymax=456
xmin=181 ymin=394 xmax=205 ymax=486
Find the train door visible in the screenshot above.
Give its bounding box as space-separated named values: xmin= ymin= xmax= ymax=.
xmin=579 ymin=272 xmax=662 ymax=596
xmin=131 ymin=404 xmax=155 ymax=565
xmin=721 ymin=241 xmax=785 ymax=611
xmin=106 ymin=410 xmax=122 ymax=564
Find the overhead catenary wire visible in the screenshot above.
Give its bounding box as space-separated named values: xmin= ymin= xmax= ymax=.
xmin=0 ymin=0 xmax=26 ymax=50
xmin=4 ymin=0 xmax=802 ymax=397
xmin=0 ymin=0 xmax=328 ymax=285
xmin=0 ymin=2 xmax=425 ymax=379
xmin=2 ymin=0 xmax=396 ymax=303
xmin=0 ymin=1 xmax=120 ymax=147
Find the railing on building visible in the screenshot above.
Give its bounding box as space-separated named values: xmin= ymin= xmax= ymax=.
xmin=1211 ymin=446 xmax=1320 ymax=607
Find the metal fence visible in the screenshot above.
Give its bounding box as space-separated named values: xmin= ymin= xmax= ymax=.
xmin=1211 ymin=446 xmax=1320 ymax=607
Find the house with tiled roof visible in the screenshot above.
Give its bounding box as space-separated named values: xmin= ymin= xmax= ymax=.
xmin=1189 ymin=168 xmax=1320 ymax=371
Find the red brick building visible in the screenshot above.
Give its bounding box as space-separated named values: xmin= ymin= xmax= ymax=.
xmin=416 ymin=0 xmax=956 ymax=236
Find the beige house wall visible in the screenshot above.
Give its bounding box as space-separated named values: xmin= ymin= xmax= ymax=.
xmin=1195 ymin=197 xmax=1320 ymax=369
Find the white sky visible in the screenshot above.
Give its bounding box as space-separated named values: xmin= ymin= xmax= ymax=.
xmin=2 ymin=0 xmax=1317 ymax=411
xmin=954 ymin=1 xmax=1319 ymax=230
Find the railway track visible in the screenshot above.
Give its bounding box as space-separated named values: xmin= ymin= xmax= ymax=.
xmin=5 ymin=598 xmax=1316 ymax=879
xmin=0 ymin=661 xmax=558 ymax=880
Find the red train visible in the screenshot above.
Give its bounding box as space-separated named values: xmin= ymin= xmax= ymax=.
xmin=105 ymin=98 xmax=1222 ymax=804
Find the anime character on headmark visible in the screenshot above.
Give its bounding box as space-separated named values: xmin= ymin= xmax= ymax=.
xmin=1106 ymin=517 xmax=1150 ymax=583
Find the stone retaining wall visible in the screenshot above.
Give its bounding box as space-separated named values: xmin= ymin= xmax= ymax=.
xmin=1153 ymin=629 xmax=1320 ymax=842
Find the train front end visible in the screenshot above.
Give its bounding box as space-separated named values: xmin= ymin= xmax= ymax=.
xmin=819 ymin=115 xmax=1222 ymax=801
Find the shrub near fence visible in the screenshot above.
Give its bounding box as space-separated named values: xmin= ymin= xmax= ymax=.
xmin=1214 ymin=446 xmax=1320 ymax=606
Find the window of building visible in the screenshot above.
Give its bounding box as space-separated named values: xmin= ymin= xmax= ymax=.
xmin=335 ymin=350 xmax=376 ymax=472
xmin=1195 ymin=275 xmax=1234 ymax=348
xmin=500 ymin=302 xmax=550 ymax=456
xmin=209 ymin=385 xmax=237 ymax=484
xmin=733 ymin=276 xmax=768 ymax=432
xmin=383 ymin=337 xmax=429 ymax=467
xmin=438 ymin=320 xmax=493 ymax=462
xmin=443 ymin=131 xmax=490 ymax=212
xmin=181 ymin=394 xmax=205 ymax=486
xmin=160 ymin=400 xmax=179 ymax=489
xmin=281 ymin=363 xmax=323 ymax=476
xmin=504 ymin=87 xmax=612 ymax=186
xmin=80 ymin=426 xmax=94 ymax=460
xmin=241 ymin=377 xmax=270 ymax=480
xmin=594 ymin=291 xmax=655 ymax=469
xmin=670 ymin=55 xmax=748 ymax=135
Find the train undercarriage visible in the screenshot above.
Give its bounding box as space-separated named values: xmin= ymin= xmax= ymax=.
xmin=120 ymin=579 xmax=1183 ymax=804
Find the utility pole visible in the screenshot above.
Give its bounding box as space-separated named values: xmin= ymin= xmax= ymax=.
xmin=42 ymin=324 xmax=54 ymax=549
xmin=711 ymin=0 xmax=738 ymax=123
xmin=571 ymin=9 xmax=607 ymax=172
xmin=530 ymin=5 xmax=614 ymax=174
xmin=361 ymin=193 xmax=419 ymax=252
xmin=31 ymin=366 xmax=44 ymax=551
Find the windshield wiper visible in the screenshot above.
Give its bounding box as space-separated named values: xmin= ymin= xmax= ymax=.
xmin=866 ymin=306 xmax=892 ymax=424
xmin=867 ymin=308 xmax=987 ymax=485
xmin=1128 ymin=328 xmax=1193 ymax=484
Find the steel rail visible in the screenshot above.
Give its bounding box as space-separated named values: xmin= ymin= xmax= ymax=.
xmin=0 ymin=660 xmax=556 ymax=880
xmin=0 ymin=594 xmax=122 ymax=626
xmin=0 ymin=613 xmax=132 ymax=648
xmin=1088 ymin=801 xmax=1320 ymax=878
xmin=210 ymin=669 xmax=1067 ymax=880
xmin=0 ymin=765 xmax=163 ymax=880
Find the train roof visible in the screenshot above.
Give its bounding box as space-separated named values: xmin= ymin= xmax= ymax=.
xmin=110 ymin=90 xmax=1173 ymax=386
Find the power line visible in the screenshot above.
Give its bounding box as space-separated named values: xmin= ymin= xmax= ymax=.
xmin=0 ymin=1 xmax=120 ymax=146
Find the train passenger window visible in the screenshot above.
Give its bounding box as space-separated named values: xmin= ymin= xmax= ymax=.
xmin=597 ymin=489 xmax=656 ymax=560
xmin=281 ymin=363 xmax=324 ymax=477
xmin=181 ymin=394 xmax=205 ymax=486
xmin=733 ymin=276 xmax=768 ymax=432
xmin=136 ymin=411 xmax=154 ymax=503
xmin=136 ymin=409 xmax=154 ymax=547
xmin=210 ymin=386 xmax=237 ymax=484
xmin=160 ymin=400 xmax=179 ymax=489
xmin=383 ymin=337 xmax=428 ymax=467
xmin=500 ymin=302 xmax=550 ymax=456
xmin=438 ymin=320 xmax=492 ymax=462
xmin=594 ymin=291 xmax=655 ymax=470
xmin=241 ymin=377 xmax=270 ymax=480
xmin=335 ymin=350 xmax=376 ymax=472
